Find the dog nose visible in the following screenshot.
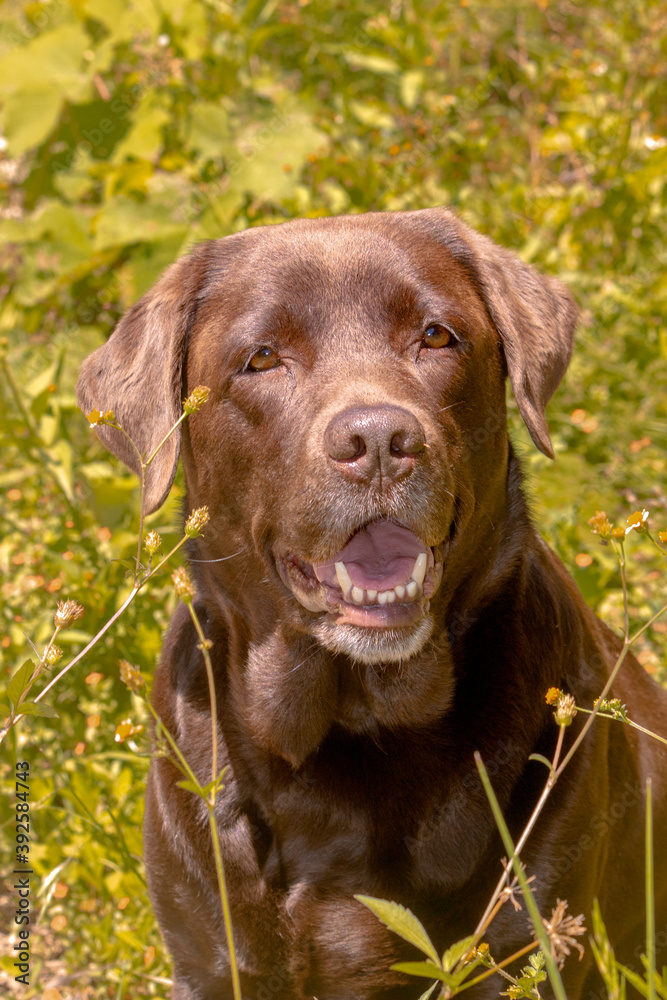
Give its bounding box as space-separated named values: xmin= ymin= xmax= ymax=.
xmin=325 ymin=405 xmax=426 ymax=483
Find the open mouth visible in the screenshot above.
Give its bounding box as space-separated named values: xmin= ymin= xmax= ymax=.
xmin=277 ymin=520 xmax=445 ymax=629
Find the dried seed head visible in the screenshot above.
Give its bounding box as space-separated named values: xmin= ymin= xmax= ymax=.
xmin=54 ymin=599 xmax=85 ymax=630
xmin=172 ymin=566 xmax=195 ymax=603
xmin=144 ymin=530 xmax=162 ymax=554
xmin=183 ymin=385 xmax=211 ymax=415
xmin=554 ymin=693 xmax=577 ymax=727
xmin=185 ymin=506 xmax=210 ymax=538
xmin=543 ymin=899 xmax=586 ymax=967
xmin=119 ymin=660 xmax=144 ymax=692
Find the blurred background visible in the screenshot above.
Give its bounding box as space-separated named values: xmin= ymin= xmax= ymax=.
xmin=0 ymin=1 xmax=666 ymax=996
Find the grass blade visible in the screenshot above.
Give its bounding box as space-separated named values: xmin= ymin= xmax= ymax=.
xmin=474 ymin=751 xmax=568 ymax=1000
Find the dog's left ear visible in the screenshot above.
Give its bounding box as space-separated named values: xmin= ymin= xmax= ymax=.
xmin=426 ymin=209 xmax=578 ymax=458
xmin=77 ymin=243 xmax=214 ymax=513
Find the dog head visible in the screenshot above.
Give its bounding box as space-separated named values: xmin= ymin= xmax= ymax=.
xmin=78 ymin=208 xmax=576 ymax=681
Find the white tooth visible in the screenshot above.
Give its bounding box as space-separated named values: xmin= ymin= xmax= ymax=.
xmin=406 ymin=580 xmax=418 ymax=599
xmin=411 ymin=553 xmax=428 ymax=588
xmin=378 ymin=591 xmax=388 ymax=605
xmin=351 ymin=586 xmax=365 ymax=604
xmin=366 ymin=589 xmax=377 ymax=601
xmin=335 ymin=561 xmax=353 ymax=596
xmin=395 ymin=585 xmax=406 ymax=599
xmin=383 ymin=590 xmax=396 ymax=603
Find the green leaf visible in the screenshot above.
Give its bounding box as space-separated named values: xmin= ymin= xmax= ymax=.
xmin=227 ymin=107 xmax=328 ymax=202
xmin=45 ymin=440 xmax=75 ymax=502
xmin=391 ymin=961 xmax=446 ymax=981
xmin=0 ymin=87 xmax=63 ymax=156
xmin=417 ymin=983 xmax=440 ymax=1000
xmin=355 ymin=896 xmax=441 ymax=967
xmin=177 ymin=779 xmax=205 ymax=796
xmin=111 ymin=101 xmax=171 ymax=163
xmin=348 ymin=100 xmax=394 ymax=129
xmin=0 ymin=23 xmax=91 ymax=107
xmin=342 ymin=50 xmax=400 ymax=74
xmin=18 ymin=701 xmax=59 ymax=719
xmin=400 ymin=70 xmax=424 ymax=110
xmin=528 ymin=753 xmax=555 ymax=772
xmin=186 ymin=102 xmax=230 ymax=160
xmin=442 ymin=935 xmax=476 ymax=973
xmin=93 ymin=196 xmax=188 ymax=252
xmin=7 ymin=661 xmax=36 ymax=709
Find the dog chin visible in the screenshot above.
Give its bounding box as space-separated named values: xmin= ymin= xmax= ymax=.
xmin=313 ymin=616 xmax=434 ymax=665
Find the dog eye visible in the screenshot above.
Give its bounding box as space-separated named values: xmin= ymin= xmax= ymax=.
xmin=422 ymin=324 xmax=457 ymax=349
xmin=247 ymin=347 xmax=281 ymax=371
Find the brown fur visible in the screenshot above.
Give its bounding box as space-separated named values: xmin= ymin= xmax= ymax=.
xmin=77 ymin=209 xmax=667 ymax=1000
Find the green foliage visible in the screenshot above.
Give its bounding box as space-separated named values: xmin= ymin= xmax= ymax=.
xmin=356 ymin=895 xmax=443 ymax=967
xmin=1 ymin=0 xmax=666 ymax=996
xmin=500 ymin=952 xmax=547 ymax=999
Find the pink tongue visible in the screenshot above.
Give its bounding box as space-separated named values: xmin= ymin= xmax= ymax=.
xmin=313 ymin=521 xmax=429 ymax=591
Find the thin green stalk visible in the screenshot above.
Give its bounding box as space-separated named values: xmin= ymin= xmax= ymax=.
xmin=463 ymin=724 xmax=567 ymax=962
xmin=575 ymin=707 xmax=667 ymax=747
xmin=557 ymin=595 xmax=667 ymax=779
xmin=631 ymin=602 xmax=667 ymax=643
xmin=33 ymin=585 xmax=140 ymax=706
xmin=186 ymin=599 xmax=241 ymax=1000
xmin=25 ymin=538 xmax=188 ymax=716
xmin=148 ymin=694 xmax=241 ymax=1000
xmin=646 ymin=778 xmax=656 ymax=1000
xmin=145 ymin=412 xmax=187 ymax=468
xmin=105 ymin=420 xmax=148 ymax=579
xmin=474 ymin=752 xmax=568 ymax=1000
xmin=186 ymin=603 xmax=218 ymax=788
xmin=146 ymin=702 xmax=199 ymax=787
xmin=207 ymin=806 xmax=242 ymax=1000
xmin=616 ymin=538 xmax=630 ymax=641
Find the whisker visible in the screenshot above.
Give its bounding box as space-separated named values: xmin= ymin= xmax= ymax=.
xmin=189 ymin=549 xmax=245 ymax=563
xmin=288 ymin=643 xmax=322 ymax=674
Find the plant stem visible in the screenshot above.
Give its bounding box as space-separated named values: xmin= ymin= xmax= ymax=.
xmin=475 ymin=753 xmax=568 ymax=1000
xmin=575 ymin=707 xmax=667 ymax=747
xmin=454 ymin=940 xmax=539 ymax=995
xmin=463 ymin=724 xmax=566 ymax=962
xmin=186 ymin=604 xmax=218 ymax=787
xmin=646 ymin=778 xmax=655 ymax=1000
xmin=185 ymin=600 xmax=241 ymax=1000
xmin=106 ymin=421 xmax=148 ymax=580
xmin=144 ymin=412 xmax=187 ymax=468
xmin=0 ymin=535 xmax=192 ymax=745
xmin=33 ymin=586 xmax=140 ymax=705
xmin=207 ymin=805 xmax=242 ymax=1000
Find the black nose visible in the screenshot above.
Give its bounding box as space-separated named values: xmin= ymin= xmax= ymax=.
xmin=325 ymin=405 xmax=426 ymax=484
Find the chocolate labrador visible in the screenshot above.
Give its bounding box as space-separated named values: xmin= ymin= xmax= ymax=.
xmin=77 ymin=209 xmax=667 ymax=1000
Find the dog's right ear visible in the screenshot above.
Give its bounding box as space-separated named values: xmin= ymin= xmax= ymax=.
xmin=77 ymin=244 xmax=214 ymax=514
